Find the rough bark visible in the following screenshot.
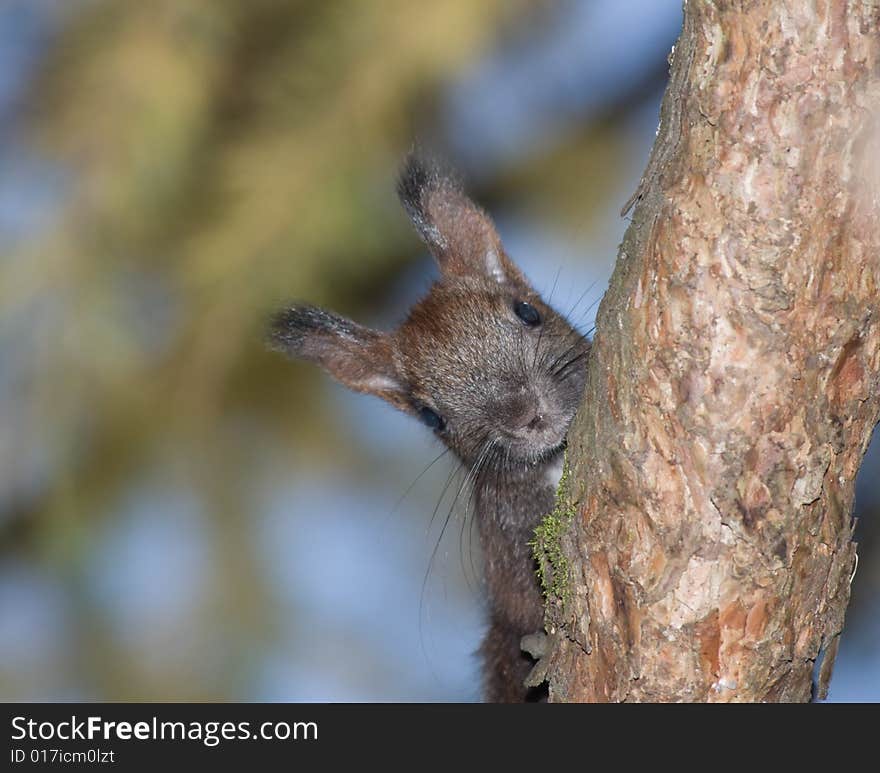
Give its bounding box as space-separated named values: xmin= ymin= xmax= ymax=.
xmin=537 ymin=1 xmax=880 ymax=702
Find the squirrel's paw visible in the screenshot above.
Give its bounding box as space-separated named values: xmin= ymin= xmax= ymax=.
xmin=520 ymin=631 xmax=547 ymax=660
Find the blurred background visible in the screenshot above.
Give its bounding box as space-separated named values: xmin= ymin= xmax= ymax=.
xmin=0 ymin=0 xmax=876 ymax=702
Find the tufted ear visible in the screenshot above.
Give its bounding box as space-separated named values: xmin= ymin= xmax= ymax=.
xmin=397 ymin=154 xmax=525 ymax=286
xmin=268 ymin=305 xmax=410 ymax=412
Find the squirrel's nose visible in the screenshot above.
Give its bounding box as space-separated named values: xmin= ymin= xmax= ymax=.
xmin=527 ymin=412 xmax=545 ymax=430
xmin=521 ymin=407 xmax=545 ymax=431
xmin=508 ymin=394 xmax=546 ymax=432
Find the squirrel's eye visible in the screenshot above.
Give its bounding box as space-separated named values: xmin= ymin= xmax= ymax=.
xmin=418 ymin=406 xmax=445 ymax=431
xmin=514 ymin=300 xmax=541 ymax=326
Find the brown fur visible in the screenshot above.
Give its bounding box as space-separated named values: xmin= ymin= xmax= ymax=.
xmin=269 ymin=156 xmax=589 ymax=701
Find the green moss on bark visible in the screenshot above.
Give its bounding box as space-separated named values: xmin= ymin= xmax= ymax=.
xmin=531 ymin=457 xmax=577 ymax=606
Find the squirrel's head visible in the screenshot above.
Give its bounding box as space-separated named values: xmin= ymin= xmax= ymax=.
xmin=270 ymin=156 xmax=589 ymax=472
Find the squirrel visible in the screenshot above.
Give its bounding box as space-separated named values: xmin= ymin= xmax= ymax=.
xmin=269 ymin=155 xmax=590 ymax=702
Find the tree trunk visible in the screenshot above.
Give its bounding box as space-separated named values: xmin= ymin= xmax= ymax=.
xmin=534 ymin=0 xmax=880 ymax=702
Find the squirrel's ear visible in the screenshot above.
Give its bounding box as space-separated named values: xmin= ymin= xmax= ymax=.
xmin=397 ymin=154 xmax=525 ymax=285
xmin=268 ymin=305 xmax=410 ymax=412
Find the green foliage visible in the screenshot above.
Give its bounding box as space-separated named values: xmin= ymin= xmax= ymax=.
xmin=9 ymin=0 xmax=521 ymax=514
